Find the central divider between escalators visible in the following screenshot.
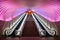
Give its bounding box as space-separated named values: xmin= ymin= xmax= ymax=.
xmin=21 ymin=15 xmax=40 ymax=37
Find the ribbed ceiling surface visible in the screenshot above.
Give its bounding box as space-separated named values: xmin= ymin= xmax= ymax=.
xmin=0 ymin=0 xmax=60 ymax=22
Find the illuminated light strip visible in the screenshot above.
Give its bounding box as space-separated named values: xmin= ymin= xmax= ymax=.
xmin=32 ymin=14 xmax=46 ymax=36
xmin=4 ymin=13 xmax=26 ymax=36
xmin=34 ymin=13 xmax=56 ymax=36
xmin=16 ymin=14 xmax=28 ymax=36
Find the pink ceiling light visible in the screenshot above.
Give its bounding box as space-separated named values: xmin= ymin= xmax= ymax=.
xmin=0 ymin=0 xmax=60 ymax=22
xmin=32 ymin=1 xmax=60 ymax=22
xmin=0 ymin=1 xmax=27 ymax=21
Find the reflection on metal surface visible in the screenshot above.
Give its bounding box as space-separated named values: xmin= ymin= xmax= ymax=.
xmin=3 ymin=13 xmax=26 ymax=36
xmin=32 ymin=14 xmax=46 ymax=36
xmin=15 ymin=14 xmax=27 ymax=36
xmin=3 ymin=11 xmax=57 ymax=37
xmin=34 ymin=13 xmax=57 ymax=36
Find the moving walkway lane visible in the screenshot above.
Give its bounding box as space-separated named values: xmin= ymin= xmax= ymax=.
xmin=22 ymin=15 xmax=40 ymax=37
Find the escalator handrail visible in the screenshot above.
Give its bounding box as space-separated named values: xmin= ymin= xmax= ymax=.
xmin=4 ymin=13 xmax=26 ymax=35
xmin=34 ymin=13 xmax=56 ymax=36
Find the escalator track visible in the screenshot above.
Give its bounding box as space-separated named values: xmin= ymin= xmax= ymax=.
xmin=33 ymin=13 xmax=56 ymax=36
xmin=8 ymin=14 xmax=26 ymax=37
xmin=4 ymin=13 xmax=26 ymax=37
xmin=33 ymin=14 xmax=50 ymax=36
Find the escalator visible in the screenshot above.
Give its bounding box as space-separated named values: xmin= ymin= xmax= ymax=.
xmin=3 ymin=13 xmax=27 ymax=37
xmin=33 ymin=14 xmax=50 ymax=36
xmin=8 ymin=14 xmax=26 ymax=37
xmin=22 ymin=15 xmax=40 ymax=37
xmin=33 ymin=13 xmax=56 ymax=36
xmin=3 ymin=11 xmax=56 ymax=37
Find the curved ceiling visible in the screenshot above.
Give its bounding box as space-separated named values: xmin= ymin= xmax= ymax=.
xmin=0 ymin=0 xmax=60 ymax=22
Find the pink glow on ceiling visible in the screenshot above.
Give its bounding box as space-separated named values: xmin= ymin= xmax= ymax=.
xmin=0 ymin=1 xmax=27 ymax=21
xmin=32 ymin=1 xmax=60 ymax=22
xmin=0 ymin=0 xmax=60 ymax=22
